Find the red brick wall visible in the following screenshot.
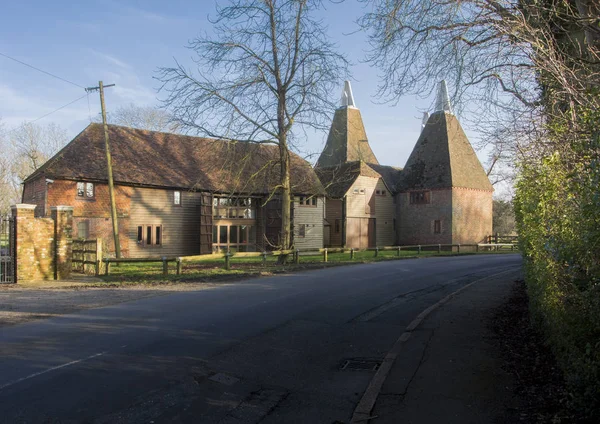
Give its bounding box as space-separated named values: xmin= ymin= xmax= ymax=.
xmin=21 ymin=175 xmax=47 ymax=217
xmin=47 ymin=180 xmax=132 ymax=218
xmin=451 ymin=187 xmax=492 ymax=244
xmin=397 ymin=189 xmax=453 ymax=245
xmin=47 ymin=180 xmax=132 ymax=256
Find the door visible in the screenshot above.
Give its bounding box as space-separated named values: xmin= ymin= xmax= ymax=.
xmin=368 ymin=218 xmax=376 ymax=248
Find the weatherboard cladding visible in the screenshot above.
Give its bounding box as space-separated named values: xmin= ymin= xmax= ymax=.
xmin=315 ymin=161 xmax=402 ymax=199
xmin=397 ymin=112 xmax=493 ymax=192
xmin=27 ymin=123 xmax=325 ymax=196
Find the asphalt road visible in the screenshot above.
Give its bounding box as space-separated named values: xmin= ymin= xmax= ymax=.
xmin=0 ymin=254 xmax=522 ymax=423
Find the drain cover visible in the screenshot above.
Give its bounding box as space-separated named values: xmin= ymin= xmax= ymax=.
xmin=340 ymin=358 xmax=382 ymax=371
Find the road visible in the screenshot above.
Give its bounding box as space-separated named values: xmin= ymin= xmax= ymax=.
xmin=0 ymin=254 xmax=521 ymax=423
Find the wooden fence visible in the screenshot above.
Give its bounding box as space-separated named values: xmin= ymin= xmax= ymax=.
xmin=101 ymin=243 xmax=518 ymax=276
xmin=487 ymin=234 xmax=518 ymax=244
xmin=72 ymin=238 xmax=103 ymax=276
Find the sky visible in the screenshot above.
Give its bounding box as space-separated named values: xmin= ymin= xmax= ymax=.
xmin=0 ymin=0 xmax=483 ymax=176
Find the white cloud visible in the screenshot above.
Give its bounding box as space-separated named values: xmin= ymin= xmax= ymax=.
xmin=89 ymin=49 xmax=132 ymax=70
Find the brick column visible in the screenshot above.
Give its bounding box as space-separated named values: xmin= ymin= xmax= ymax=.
xmin=51 ymin=206 xmax=73 ymax=280
xmin=11 ymin=204 xmax=54 ymax=282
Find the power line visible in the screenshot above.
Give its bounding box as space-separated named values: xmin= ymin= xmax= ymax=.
xmin=0 ymin=51 xmax=85 ymax=89
xmin=3 ymin=94 xmax=88 ymax=136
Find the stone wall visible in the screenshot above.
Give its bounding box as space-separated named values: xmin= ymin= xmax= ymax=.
xmin=11 ymin=204 xmax=73 ymax=282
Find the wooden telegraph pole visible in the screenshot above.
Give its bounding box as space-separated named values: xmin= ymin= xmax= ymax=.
xmin=86 ymin=81 xmax=121 ymax=258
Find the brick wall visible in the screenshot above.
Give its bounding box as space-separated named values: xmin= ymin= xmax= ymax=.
xmin=21 ymin=175 xmax=47 ymax=217
xmin=451 ymin=187 xmax=492 ymax=244
xmin=397 ymin=188 xmax=453 ymax=245
xmin=11 ymin=204 xmax=73 ymax=282
xmin=48 ymin=180 xmax=132 ymax=257
xmin=47 ymin=180 xmax=132 ymax=218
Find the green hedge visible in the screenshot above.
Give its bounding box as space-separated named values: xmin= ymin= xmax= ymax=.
xmin=514 ymin=122 xmax=600 ymax=416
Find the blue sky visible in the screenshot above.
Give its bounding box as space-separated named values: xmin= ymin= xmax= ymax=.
xmin=0 ymin=0 xmax=467 ymax=169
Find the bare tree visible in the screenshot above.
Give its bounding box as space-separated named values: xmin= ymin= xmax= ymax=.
xmin=0 ymin=122 xmax=69 ymax=214
xmin=105 ymin=103 xmax=180 ymax=133
xmin=157 ymin=0 xmax=348 ymax=252
xmin=360 ymin=0 xmax=600 ymax=162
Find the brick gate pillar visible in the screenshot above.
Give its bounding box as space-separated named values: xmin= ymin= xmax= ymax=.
xmin=11 ymin=204 xmax=54 ymax=282
xmin=51 ymin=206 xmax=73 ymax=280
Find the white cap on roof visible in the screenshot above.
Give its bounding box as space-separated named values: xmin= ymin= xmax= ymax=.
xmin=340 ymin=80 xmax=356 ymax=108
xmin=435 ymin=80 xmax=453 ymax=114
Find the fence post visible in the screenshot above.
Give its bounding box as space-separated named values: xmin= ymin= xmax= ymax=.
xmin=323 ymin=248 xmax=328 ymax=263
xmin=476 ymin=244 xmax=479 ymax=253
xmin=225 ymin=253 xmax=231 ymax=270
xmin=104 ymin=258 xmax=110 ymax=276
xmin=294 ymin=249 xmax=299 ymax=264
xmin=162 ymin=256 xmax=168 ymax=276
xmin=418 ymin=245 xmax=421 ymax=254
xmin=374 ymin=247 xmax=379 ymax=257
xmin=95 ymin=238 xmax=103 ymax=276
xmin=438 ymin=244 xmax=441 ymax=254
xmin=397 ymin=246 xmax=401 ymax=257
xmin=176 ymin=257 xmax=182 ymax=275
xmin=262 ymin=251 xmax=267 ymax=267
xmin=350 ymin=248 xmax=355 ymax=260
xmin=457 ymin=244 xmax=461 ymax=254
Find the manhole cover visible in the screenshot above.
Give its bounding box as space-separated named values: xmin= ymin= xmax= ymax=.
xmin=339 ymin=358 xmax=382 ymax=371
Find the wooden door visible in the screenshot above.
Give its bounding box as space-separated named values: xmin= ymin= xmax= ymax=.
xmin=368 ymin=218 xmax=376 ymax=248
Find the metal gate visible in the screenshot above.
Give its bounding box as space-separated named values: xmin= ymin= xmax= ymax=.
xmin=0 ymin=215 xmax=14 ymax=284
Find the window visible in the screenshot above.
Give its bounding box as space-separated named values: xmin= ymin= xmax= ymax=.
xmin=434 ymin=220 xmax=441 ymax=234
xmin=77 ymin=220 xmax=89 ymax=239
xmin=137 ymin=225 xmax=163 ymax=246
xmin=212 ymin=224 xmax=254 ymax=252
xmin=155 ymin=226 xmax=162 ymax=245
xmin=376 ymin=189 xmax=386 ymax=196
xmin=174 ymin=191 xmax=181 ymax=206
xmin=410 ymin=191 xmax=430 ymax=204
xmin=353 ymin=188 xmax=359 ymax=194
xmin=76 ymin=182 xmax=94 ymax=199
xmin=298 ymin=196 xmax=317 ymax=207
xmin=334 ymin=219 xmax=340 ymax=234
xmin=298 ymin=224 xmax=306 ymax=238
xmin=359 ymin=188 xmax=365 ymax=194
xmin=213 ymin=196 xmax=255 ymax=219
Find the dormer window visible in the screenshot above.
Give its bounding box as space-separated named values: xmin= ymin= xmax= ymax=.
xmin=174 ymin=191 xmax=181 ymax=206
xmin=76 ymin=182 xmax=94 ymax=199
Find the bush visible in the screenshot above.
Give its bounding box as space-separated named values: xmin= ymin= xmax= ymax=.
xmin=515 ymin=116 xmax=600 ymax=417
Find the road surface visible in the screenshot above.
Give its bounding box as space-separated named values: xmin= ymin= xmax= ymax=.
xmin=0 ymin=254 xmax=521 ymax=423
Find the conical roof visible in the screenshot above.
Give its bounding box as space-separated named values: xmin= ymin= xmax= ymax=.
xmin=316 ymin=81 xmax=379 ymax=168
xmin=398 ymin=111 xmax=493 ymax=191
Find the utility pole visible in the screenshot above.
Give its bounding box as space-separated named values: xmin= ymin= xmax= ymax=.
xmin=86 ymin=81 xmax=121 ymax=258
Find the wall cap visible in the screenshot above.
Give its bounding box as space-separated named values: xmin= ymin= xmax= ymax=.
xmin=50 ymin=206 xmax=74 ymax=211
xmin=11 ymin=204 xmax=37 ymax=210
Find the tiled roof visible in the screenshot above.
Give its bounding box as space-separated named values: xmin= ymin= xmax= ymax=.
xmin=316 ymin=161 xmax=402 ymax=198
xmin=397 ymin=112 xmax=493 ymax=192
xmin=26 ymin=123 xmax=325 ymax=195
xmin=316 ymin=106 xmax=379 ymax=168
